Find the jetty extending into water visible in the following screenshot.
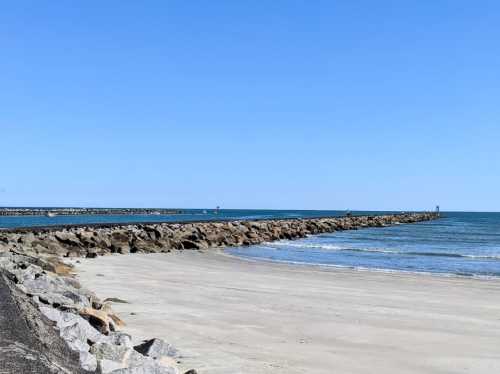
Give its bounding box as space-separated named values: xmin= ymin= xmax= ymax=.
xmin=0 ymin=212 xmax=439 ymax=256
xmin=0 ymin=207 xmax=184 ymax=216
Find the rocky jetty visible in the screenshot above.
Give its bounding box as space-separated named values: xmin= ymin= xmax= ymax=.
xmin=0 ymin=207 xmax=183 ymax=217
xmin=0 ymin=213 xmax=439 ymax=258
xmin=0 ymin=212 xmax=439 ymax=373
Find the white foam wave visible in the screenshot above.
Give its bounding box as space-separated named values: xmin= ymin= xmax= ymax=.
xmin=264 ymin=241 xmax=500 ymax=260
xmin=225 ymin=252 xmax=500 ymax=280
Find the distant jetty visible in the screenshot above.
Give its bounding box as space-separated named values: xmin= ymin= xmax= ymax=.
xmin=0 ymin=207 xmax=184 ymax=217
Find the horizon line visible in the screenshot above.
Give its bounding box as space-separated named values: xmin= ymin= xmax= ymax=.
xmin=0 ymin=206 xmax=498 ymax=214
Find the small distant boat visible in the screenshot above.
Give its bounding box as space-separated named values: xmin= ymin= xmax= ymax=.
xmin=202 ymin=210 xmax=208 ymax=214
xmin=46 ymin=212 xmax=57 ymax=218
xmin=152 ymin=211 xmax=161 ymax=215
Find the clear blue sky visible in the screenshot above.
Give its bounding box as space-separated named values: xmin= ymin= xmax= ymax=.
xmin=1 ymin=1 xmax=499 ymax=211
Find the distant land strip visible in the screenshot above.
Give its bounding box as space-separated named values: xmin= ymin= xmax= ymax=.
xmin=0 ymin=207 xmax=184 ymax=216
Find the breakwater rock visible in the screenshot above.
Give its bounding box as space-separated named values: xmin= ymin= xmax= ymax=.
xmin=0 ymin=265 xmax=89 ymax=374
xmin=0 ymin=251 xmax=192 ymax=374
xmin=0 ymin=213 xmax=439 ymax=259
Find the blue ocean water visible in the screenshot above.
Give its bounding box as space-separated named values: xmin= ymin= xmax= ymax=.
xmin=228 ymin=212 xmax=500 ymax=278
xmin=0 ymin=209 xmax=381 ymax=229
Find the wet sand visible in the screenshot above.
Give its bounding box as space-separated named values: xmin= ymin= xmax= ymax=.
xmin=76 ymin=251 xmax=500 ymax=374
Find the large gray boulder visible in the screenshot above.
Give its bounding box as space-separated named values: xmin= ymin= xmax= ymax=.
xmin=109 ymin=360 xmax=178 ymax=374
xmin=134 ymin=338 xmax=178 ymax=359
xmin=20 ymin=271 xmax=91 ymax=310
xmin=0 ymin=270 xmax=93 ymax=373
xmin=92 ymin=342 xmax=178 ymax=374
xmin=40 ymin=305 xmax=106 ymax=371
xmin=91 ymin=342 xmax=146 ymax=372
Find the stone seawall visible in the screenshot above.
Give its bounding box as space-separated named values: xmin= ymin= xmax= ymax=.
xmin=0 ymin=251 xmax=189 ymax=374
xmin=0 ymin=213 xmax=439 ymax=258
xmin=0 ymin=267 xmax=90 ymax=374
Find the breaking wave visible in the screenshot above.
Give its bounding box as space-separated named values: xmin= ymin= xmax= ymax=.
xmin=267 ymin=242 xmax=500 ymax=260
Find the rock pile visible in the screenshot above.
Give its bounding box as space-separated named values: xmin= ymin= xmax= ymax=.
xmin=0 ymin=251 xmax=195 ymax=374
xmin=0 ymin=213 xmax=439 ymax=259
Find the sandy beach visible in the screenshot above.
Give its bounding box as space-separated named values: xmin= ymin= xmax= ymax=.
xmin=76 ymin=251 xmax=500 ymax=374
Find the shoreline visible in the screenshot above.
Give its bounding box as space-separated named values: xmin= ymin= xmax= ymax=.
xmin=221 ymin=249 xmax=500 ymax=280
xmin=76 ymin=250 xmax=500 ymax=374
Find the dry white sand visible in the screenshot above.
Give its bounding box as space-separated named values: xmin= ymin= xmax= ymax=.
xmin=76 ymin=251 xmax=500 ymax=374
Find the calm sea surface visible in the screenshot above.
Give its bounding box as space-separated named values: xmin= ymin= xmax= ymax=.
xmin=0 ymin=209 xmax=352 ymax=229
xmin=228 ymin=212 xmax=500 ymax=278
xmin=2 ymin=210 xmax=499 ymax=277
